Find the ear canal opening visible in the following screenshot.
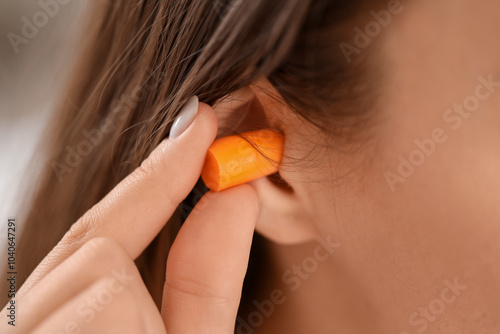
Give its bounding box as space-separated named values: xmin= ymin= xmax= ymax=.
xmin=267 ymin=171 xmax=294 ymax=194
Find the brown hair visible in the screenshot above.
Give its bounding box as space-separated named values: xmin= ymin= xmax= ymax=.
xmin=5 ymin=0 xmax=385 ymax=317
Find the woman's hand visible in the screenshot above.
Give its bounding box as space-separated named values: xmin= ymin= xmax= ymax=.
xmin=1 ymin=102 xmax=259 ymax=333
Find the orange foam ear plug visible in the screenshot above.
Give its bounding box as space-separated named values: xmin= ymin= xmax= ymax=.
xmin=201 ymin=129 xmax=284 ymax=192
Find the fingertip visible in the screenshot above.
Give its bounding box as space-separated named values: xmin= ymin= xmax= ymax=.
xmin=218 ymin=184 xmax=260 ymax=227
xmin=168 ymin=101 xmax=218 ymax=145
xmin=234 ymin=183 xmax=260 ymax=215
xmin=195 ymin=102 xmax=219 ymax=141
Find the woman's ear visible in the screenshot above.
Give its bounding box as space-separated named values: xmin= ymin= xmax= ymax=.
xmin=212 ymin=78 xmax=321 ymax=245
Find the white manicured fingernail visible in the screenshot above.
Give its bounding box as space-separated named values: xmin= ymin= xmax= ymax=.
xmin=169 ymin=96 xmax=199 ymax=139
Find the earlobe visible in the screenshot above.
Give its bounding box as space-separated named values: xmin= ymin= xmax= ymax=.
xmin=213 ymin=77 xmax=321 ymax=245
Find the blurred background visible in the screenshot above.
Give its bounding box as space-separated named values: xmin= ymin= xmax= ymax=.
xmin=0 ymin=1 xmax=83 ymax=253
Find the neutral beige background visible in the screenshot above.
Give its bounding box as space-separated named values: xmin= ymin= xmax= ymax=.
xmin=0 ymin=1 xmax=83 ymax=255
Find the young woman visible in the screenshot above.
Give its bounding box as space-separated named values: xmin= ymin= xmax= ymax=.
xmin=2 ymin=0 xmax=500 ymax=332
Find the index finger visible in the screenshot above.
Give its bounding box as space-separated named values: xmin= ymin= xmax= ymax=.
xmin=20 ymin=99 xmax=218 ymax=295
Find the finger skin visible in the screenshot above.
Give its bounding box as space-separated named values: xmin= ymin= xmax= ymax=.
xmin=19 ymin=102 xmax=218 ymax=297
xmin=1 ymin=238 xmax=163 ymax=333
xmin=162 ymin=184 xmax=259 ymax=334
xmin=32 ymin=277 xmax=165 ymax=334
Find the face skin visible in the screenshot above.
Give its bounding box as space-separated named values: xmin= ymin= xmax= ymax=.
xmin=216 ymin=0 xmax=500 ymax=333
